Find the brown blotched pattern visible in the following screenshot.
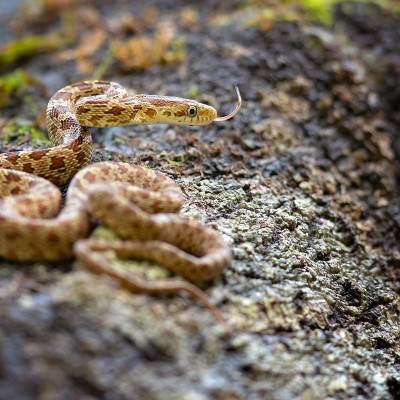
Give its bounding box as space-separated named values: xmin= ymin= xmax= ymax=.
xmin=0 ymin=81 xmax=230 ymax=320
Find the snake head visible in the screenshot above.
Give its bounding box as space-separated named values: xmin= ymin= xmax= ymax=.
xmin=186 ymin=85 xmax=242 ymax=124
xmin=75 ymin=85 xmax=241 ymax=127
xmin=131 ymin=86 xmax=241 ymax=126
xmin=132 ymin=96 xmax=218 ymax=126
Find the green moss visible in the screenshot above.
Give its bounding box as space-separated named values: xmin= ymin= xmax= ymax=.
xmin=0 ymin=7 xmax=77 ymax=73
xmin=89 ymin=226 xmax=171 ymax=279
xmin=300 ymin=0 xmax=337 ymax=24
xmin=0 ymin=69 xmax=33 ymax=107
xmin=3 ymin=118 xmax=50 ymax=145
xmin=164 ymin=37 xmax=187 ymax=64
xmin=186 ymin=85 xmax=199 ymax=99
xmin=91 ymin=226 xmax=120 ymax=241
xmin=244 ymin=0 xmax=394 ymax=26
xmin=159 ymin=151 xmax=185 ymax=167
xmin=0 ymin=34 xmax=62 ymax=72
xmin=300 ymin=0 xmax=393 ymax=24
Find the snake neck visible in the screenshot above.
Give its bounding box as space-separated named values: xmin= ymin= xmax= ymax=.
xmin=0 ymin=82 xmax=119 ymax=186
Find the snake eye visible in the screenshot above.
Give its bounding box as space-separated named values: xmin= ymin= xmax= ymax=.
xmin=186 ymin=105 xmax=197 ymax=118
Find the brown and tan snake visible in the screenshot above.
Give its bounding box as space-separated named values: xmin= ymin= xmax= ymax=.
xmin=0 ymin=80 xmax=241 ymax=322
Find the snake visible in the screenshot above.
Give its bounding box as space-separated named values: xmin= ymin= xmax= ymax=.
xmin=0 ymin=80 xmax=241 ymax=321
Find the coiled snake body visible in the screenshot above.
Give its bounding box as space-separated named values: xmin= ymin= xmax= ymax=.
xmin=0 ymin=81 xmax=241 ymax=321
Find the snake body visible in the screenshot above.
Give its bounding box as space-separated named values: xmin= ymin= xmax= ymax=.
xmin=0 ymin=81 xmax=239 ymax=320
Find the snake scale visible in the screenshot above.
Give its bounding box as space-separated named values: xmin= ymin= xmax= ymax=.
xmin=0 ymin=80 xmax=241 ymax=321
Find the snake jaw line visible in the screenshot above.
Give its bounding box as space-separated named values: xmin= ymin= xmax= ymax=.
xmin=214 ymin=85 xmax=242 ymax=122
